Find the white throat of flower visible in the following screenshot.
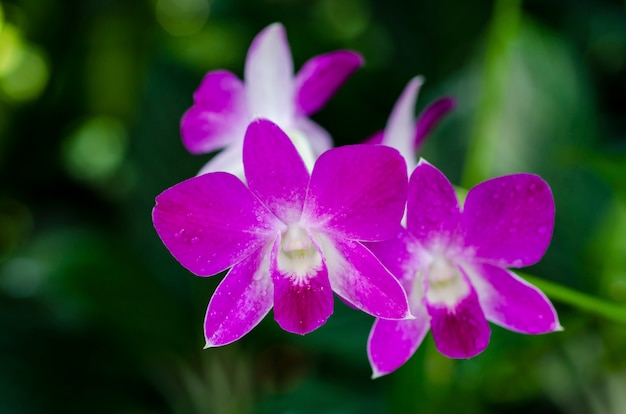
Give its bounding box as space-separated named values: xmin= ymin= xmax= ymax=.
xmin=424 ymin=254 xmax=469 ymax=308
xmin=276 ymin=224 xmax=323 ymax=284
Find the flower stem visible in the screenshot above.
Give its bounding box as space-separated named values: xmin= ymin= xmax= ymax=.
xmin=461 ymin=0 xmax=522 ymax=188
xmin=520 ymin=272 xmax=626 ymax=325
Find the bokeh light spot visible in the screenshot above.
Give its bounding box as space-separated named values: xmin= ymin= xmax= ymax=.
xmin=0 ymin=45 xmax=49 ymax=102
xmin=0 ymin=24 xmax=24 ymax=76
xmin=320 ymin=0 xmax=371 ymax=40
xmin=62 ymin=116 xmax=128 ymax=183
xmin=156 ymin=0 xmax=210 ymax=37
xmin=0 ymin=257 xmax=44 ymax=298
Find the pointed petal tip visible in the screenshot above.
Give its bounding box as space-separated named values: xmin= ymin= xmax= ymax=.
xmin=371 ymin=368 xmax=387 ymax=380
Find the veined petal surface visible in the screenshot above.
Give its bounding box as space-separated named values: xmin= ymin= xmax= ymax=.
xmin=270 ymin=236 xmax=333 ymax=334
xmin=304 ymin=144 xmax=407 ymax=241
xmin=324 ymin=237 xmax=411 ymax=319
xmin=204 ymin=246 xmax=274 ymax=347
xmin=367 ymin=307 xmax=430 ymax=378
xmin=365 ymin=228 xmax=419 ymax=287
xmin=462 ymin=174 xmax=555 ymax=267
xmin=244 ymin=119 xmax=309 ymax=223
xmin=407 ymin=160 xmax=461 ymax=243
xmin=295 ymin=50 xmax=363 ymax=116
xmin=152 ymin=172 xmax=280 ymax=276
xmin=470 ymin=263 xmax=561 ymax=334
xmin=245 ymin=23 xmax=294 ymax=126
xmin=181 ymin=70 xmax=248 ymax=154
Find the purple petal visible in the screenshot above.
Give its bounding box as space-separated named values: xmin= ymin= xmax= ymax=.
xmin=295 ymin=50 xmax=363 ymax=116
xmin=243 ymin=119 xmax=310 ymax=223
xmin=407 ymin=160 xmax=461 ymax=244
xmin=204 ymin=246 xmax=273 ymax=347
xmin=462 ymin=174 xmax=555 ymax=267
xmin=324 ymin=236 xmax=411 ymax=319
xmin=427 ymin=283 xmax=490 ymax=358
xmin=181 ymin=70 xmax=248 ymax=154
xmin=152 ymin=172 xmax=281 ymax=276
xmin=383 ymin=76 xmax=423 ymax=171
xmin=414 ymin=97 xmax=456 ymax=150
xmin=364 ymin=228 xmax=419 ymax=288
xmin=270 ymin=235 xmax=334 ymax=334
xmin=367 ymin=309 xmax=430 ymax=378
xmin=304 ymin=144 xmax=407 ymax=241
xmin=293 ymin=116 xmax=334 ymax=158
xmin=245 ymin=23 xmax=294 ymax=127
xmin=470 ymin=263 xmax=562 ymax=334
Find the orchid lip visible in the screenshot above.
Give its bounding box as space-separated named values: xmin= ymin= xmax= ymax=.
xmin=425 ymin=254 xmax=470 ymax=308
xmin=276 ymin=224 xmax=323 ymax=283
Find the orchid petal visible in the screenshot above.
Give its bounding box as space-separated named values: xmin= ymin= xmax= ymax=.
xmin=427 ymin=282 xmax=490 ymax=359
xmin=407 ymin=160 xmax=461 ymax=244
xmin=245 ymin=23 xmax=294 ymax=126
xmin=196 ymin=142 xmax=244 ymax=179
xmin=181 ymin=70 xmax=248 ymax=154
xmin=270 ymin=235 xmax=333 ymax=334
xmin=323 ymin=236 xmax=411 ymax=319
xmin=414 ymin=96 xmax=455 ymax=150
xmin=295 ymin=50 xmax=363 ymax=115
xmin=367 ymin=308 xmax=430 ymax=378
xmin=383 ymin=76 xmax=423 ymax=170
xmin=304 ymin=144 xmax=407 ymax=241
xmin=243 ymin=119 xmax=309 ymax=222
xmin=462 ymin=174 xmax=555 ymax=267
xmin=152 ymin=172 xmax=280 ymax=276
xmin=292 ymin=116 xmax=334 ymax=158
xmin=365 ymin=228 xmax=420 ymax=288
xmin=204 ymin=246 xmax=273 ymax=347
xmin=470 ymin=263 xmax=562 ymax=334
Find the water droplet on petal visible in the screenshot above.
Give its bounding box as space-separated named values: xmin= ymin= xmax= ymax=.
xmin=191 ymin=236 xmax=200 ymax=244
xmin=175 ymin=229 xmax=185 ymax=238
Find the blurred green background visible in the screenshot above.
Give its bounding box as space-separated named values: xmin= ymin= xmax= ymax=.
xmin=1 ymin=0 xmax=625 ymax=413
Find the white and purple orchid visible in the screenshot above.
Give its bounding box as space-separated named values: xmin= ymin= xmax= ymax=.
xmin=153 ymin=119 xmax=411 ymax=347
xmin=367 ymin=76 xmax=456 ymax=172
xmin=367 ymin=160 xmax=561 ymax=377
xmin=181 ymin=23 xmax=363 ymax=177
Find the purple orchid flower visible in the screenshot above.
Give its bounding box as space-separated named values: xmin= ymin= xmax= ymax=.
xmin=181 ymin=23 xmax=363 ymax=178
xmin=367 ymin=160 xmax=561 ymax=378
xmin=153 ymin=119 xmax=411 ymax=347
xmin=367 ymin=76 xmax=456 ymax=172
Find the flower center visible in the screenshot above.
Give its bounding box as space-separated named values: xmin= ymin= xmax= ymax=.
xmin=276 ymin=224 xmax=323 ymax=283
xmin=424 ymin=255 xmax=469 ymax=308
